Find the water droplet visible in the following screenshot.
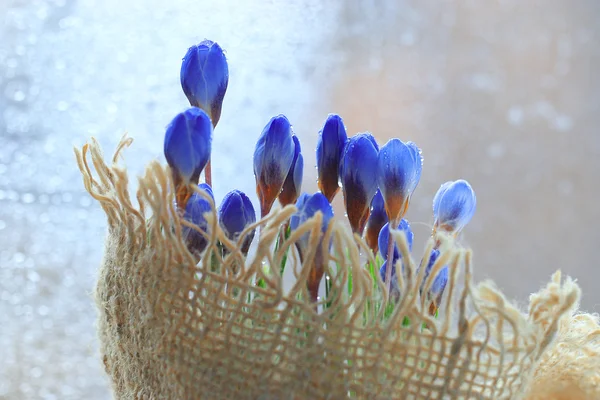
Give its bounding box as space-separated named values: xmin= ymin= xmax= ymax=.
xmin=487 ymin=143 xmax=506 ymax=159
xmin=554 ymin=115 xmax=573 ymax=132
xmin=55 ymin=59 xmax=66 ymax=70
xmin=27 ymin=270 xmax=40 ymax=283
xmin=400 ymin=31 xmax=415 ymax=46
xmin=13 ymin=90 xmax=25 ymax=102
xmin=22 ymin=193 xmax=35 ymax=204
xmin=507 ymin=106 xmax=524 ymax=126
xmin=535 ymin=101 xmax=555 ymax=119
xmin=557 ymin=180 xmax=573 ymax=196
xmin=14 ymin=252 xmax=25 ymax=264
xmin=56 ymin=101 xmax=69 ymax=111
xmin=106 ymin=103 xmax=118 ymax=114
xmin=117 ymin=51 xmax=129 ymax=63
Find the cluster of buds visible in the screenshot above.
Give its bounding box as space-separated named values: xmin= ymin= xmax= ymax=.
xmin=163 ymin=39 xmax=477 ymax=314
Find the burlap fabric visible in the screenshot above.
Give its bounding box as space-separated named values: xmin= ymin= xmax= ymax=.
xmin=75 ymin=137 xmax=600 ymax=399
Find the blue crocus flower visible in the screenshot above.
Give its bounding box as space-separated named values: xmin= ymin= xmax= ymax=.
xmin=289 ymin=192 xmax=334 ymax=303
xmin=218 ymin=190 xmax=257 ymax=255
xmin=182 ymin=183 xmax=214 ymax=256
xmin=164 ymin=108 xmax=213 ymax=207
xmin=340 ymin=133 xmax=379 ymax=234
xmin=180 ymin=40 xmax=229 ymax=126
xmin=279 ymin=135 xmax=304 ymax=207
xmin=420 ymin=249 xmax=449 ymax=316
xmin=365 ymin=189 xmax=388 ymax=253
xmin=376 ymin=139 xmax=423 ymax=225
xmin=316 ymin=114 xmax=348 ymax=202
xmin=432 ymin=179 xmax=476 ymax=234
xmin=289 ymin=192 xmax=334 ymax=242
xmin=253 ymin=115 xmax=296 ymax=218
xmin=377 ymin=220 xmax=414 ymax=261
xmin=289 ymin=192 xmax=310 ymax=231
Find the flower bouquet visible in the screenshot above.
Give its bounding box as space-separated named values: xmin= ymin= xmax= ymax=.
xmin=75 ymin=40 xmax=600 ymax=399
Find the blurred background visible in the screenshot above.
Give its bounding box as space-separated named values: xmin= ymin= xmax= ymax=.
xmin=1 ymin=0 xmax=599 ymax=398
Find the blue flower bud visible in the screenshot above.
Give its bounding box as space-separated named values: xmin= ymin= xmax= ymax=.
xmin=365 ymin=190 xmax=388 ymax=253
xmin=164 ymin=108 xmax=213 ymax=207
xmin=289 ymin=192 xmax=334 ymax=303
xmin=279 ymin=135 xmax=304 ymax=207
xmin=378 ymin=220 xmax=413 ymax=261
xmin=180 ymin=40 xmax=229 ymax=126
xmin=218 ymin=190 xmax=256 ymax=255
xmin=420 ymin=249 xmax=449 ymax=315
xmin=340 ymin=133 xmax=379 ymax=234
xmin=316 ymin=114 xmax=348 ymax=202
xmin=433 ymin=179 xmax=476 ymax=234
xmin=182 ymin=183 xmax=214 ymax=256
xmin=379 ymin=260 xmax=402 ymax=300
xmin=289 ymin=192 xmax=334 ymax=238
xmin=253 ymin=115 xmax=296 ymax=218
xmin=376 ymin=139 xmax=423 ymax=224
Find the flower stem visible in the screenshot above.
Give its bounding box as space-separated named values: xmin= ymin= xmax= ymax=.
xmin=204 ymin=158 xmax=212 ymax=187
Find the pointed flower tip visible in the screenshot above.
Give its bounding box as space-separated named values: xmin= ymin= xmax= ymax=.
xmin=253 ymin=114 xmax=295 ymax=217
xmin=279 ymin=135 xmax=304 ymax=206
xmin=378 ymin=220 xmax=413 ymax=261
xmin=376 ymin=138 xmax=423 ymax=223
xmin=421 ymin=249 xmax=449 ymax=310
xmin=340 ymin=132 xmax=379 ymax=234
xmin=316 ymin=114 xmax=348 ymax=202
xmin=164 ymin=108 xmax=213 ymax=185
xmin=218 ymin=189 xmax=256 ymax=255
xmin=433 ymin=179 xmax=476 ymax=234
xmin=180 ymin=40 xmax=229 ymax=125
xmin=290 ymin=192 xmax=334 ymax=236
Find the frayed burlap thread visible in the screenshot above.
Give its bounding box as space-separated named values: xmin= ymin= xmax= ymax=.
xmin=76 ymin=136 xmax=595 ymax=399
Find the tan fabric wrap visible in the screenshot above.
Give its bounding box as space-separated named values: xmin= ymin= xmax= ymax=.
xmin=75 ymin=137 xmax=600 ymax=400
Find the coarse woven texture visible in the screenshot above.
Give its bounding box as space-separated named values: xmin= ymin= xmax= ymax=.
xmin=75 ymin=136 xmax=597 ymax=400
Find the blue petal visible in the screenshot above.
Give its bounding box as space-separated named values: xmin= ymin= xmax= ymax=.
xmin=431 ymin=266 xmax=449 ymax=298
xmin=290 ymin=192 xmax=334 ymax=251
xmin=316 ymin=114 xmax=348 ymax=202
xmin=433 ymin=179 xmax=476 ymax=233
xmin=407 ymin=141 xmax=423 ymax=186
xmin=379 ymin=260 xmax=402 ymax=298
xmin=198 ymin=183 xmax=214 ymax=200
xmin=432 ymin=181 xmax=452 ymax=220
xmin=219 ymin=190 xmax=256 ymax=238
xmin=180 ymin=40 xmax=229 ymax=123
xmin=420 ymin=249 xmax=448 ymax=303
xmin=340 ymin=133 xmax=379 ymax=233
xmin=378 ymin=220 xmax=413 ymax=261
xmin=218 ymin=189 xmax=256 ymax=254
xmin=289 ymin=192 xmax=311 ymax=232
xmin=365 ymin=189 xmax=388 ymax=252
xmin=376 ymin=139 xmax=423 ymax=222
xmin=182 ymin=185 xmax=214 ymax=255
xmin=302 ymin=192 xmax=334 ymax=233
xmin=279 ymin=135 xmax=304 ymax=206
xmin=253 ymin=115 xmax=296 ymax=216
xmin=164 ymin=108 xmax=213 ymax=184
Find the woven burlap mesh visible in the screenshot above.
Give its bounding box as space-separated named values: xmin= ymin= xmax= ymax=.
xmin=75 ymin=137 xmax=600 ymax=400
